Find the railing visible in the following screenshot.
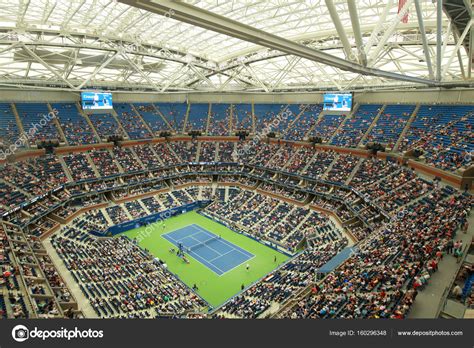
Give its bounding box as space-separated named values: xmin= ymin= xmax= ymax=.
xmin=435 ymin=242 xmax=471 ymax=318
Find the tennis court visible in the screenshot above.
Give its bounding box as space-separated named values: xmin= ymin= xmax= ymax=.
xmin=162 ymin=224 xmax=254 ymax=275
xmin=122 ymin=211 xmax=289 ymax=306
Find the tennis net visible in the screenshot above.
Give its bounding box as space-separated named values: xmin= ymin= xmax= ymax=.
xmin=187 ymin=236 xmax=219 ymax=252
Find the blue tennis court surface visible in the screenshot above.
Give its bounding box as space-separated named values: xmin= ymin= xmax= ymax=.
xmin=162 ymin=224 xmax=254 ymax=275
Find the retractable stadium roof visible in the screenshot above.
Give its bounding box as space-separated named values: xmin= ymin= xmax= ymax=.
xmin=0 ymin=0 xmax=472 ymax=92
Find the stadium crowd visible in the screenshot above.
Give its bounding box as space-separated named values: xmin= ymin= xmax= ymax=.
xmin=0 ymin=111 xmax=471 ymax=320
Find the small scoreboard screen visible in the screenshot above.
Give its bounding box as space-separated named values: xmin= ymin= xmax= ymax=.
xmin=81 ymin=92 xmax=113 ymax=110
xmin=323 ymin=93 xmax=353 ymax=112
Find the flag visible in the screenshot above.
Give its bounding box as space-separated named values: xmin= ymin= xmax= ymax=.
xmin=398 ymin=0 xmax=409 ymax=24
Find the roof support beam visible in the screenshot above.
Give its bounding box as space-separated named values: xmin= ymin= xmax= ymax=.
xmin=367 ymin=0 xmax=413 ymax=66
xmin=188 ymin=63 xmax=216 ymax=89
xmin=347 ymin=0 xmax=367 ymax=66
xmin=76 ymin=50 xmax=121 ymax=89
xmin=101 ymin=4 xmax=130 ymax=31
xmin=21 ymin=43 xmax=77 ymax=89
xmin=41 ymin=1 xmax=57 ymax=24
xmin=119 ymin=51 xmax=162 ymax=91
xmin=414 ymin=0 xmax=434 ymax=79
xmin=466 ymin=0 xmax=473 ymax=79
xmin=365 ymin=0 xmax=393 ymax=55
xmin=464 ymin=0 xmax=473 ymax=18
xmin=450 ymin=29 xmax=467 ymax=79
xmin=1 ymin=35 xmax=209 ymax=71
xmin=64 ymin=47 xmax=80 ymax=79
xmin=211 ymin=63 xmax=261 ymax=91
xmin=0 ymin=42 xmax=23 ymax=55
xmin=217 ymin=65 xmax=247 ymax=91
xmin=442 ymin=19 xmax=473 ymax=77
xmin=469 ymin=24 xmax=473 ymax=78
xmin=119 ymin=0 xmax=438 ymax=86
xmin=243 ymin=64 xmax=269 ymax=92
xmin=84 ymin=1 xmax=118 ymax=27
xmin=441 ymin=20 xmax=452 ymax=63
xmin=17 ymin=0 xmax=31 ymax=25
xmin=325 ymin=0 xmax=355 ymax=61
xmin=161 ymin=63 xmax=189 ymax=92
xmin=62 ymin=0 xmax=86 ymax=28
xmin=437 ymin=0 xmax=443 ymax=81
xmin=457 ymin=43 xmax=466 ymax=79
xmin=271 ymin=56 xmax=302 ymax=91
xmin=24 ymin=35 xmax=40 ymax=79
xmin=314 ymin=63 xmax=343 ymax=91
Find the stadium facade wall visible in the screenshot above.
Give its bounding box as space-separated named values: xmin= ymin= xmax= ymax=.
xmin=1 ymin=89 xmax=474 ymax=104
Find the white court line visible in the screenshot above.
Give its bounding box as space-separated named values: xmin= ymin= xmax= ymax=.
xmin=217 ymin=254 xmax=256 ymax=277
xmin=163 ymin=232 xmax=226 ymax=274
xmin=166 ymin=223 xmax=255 ymax=276
xmin=209 ymin=249 xmax=234 ymax=262
xmin=163 ymin=225 xmax=203 ymax=241
xmin=192 ymin=224 xmax=254 ymax=259
xmin=191 ymin=224 xmax=255 ymax=258
xmin=186 ymin=244 xmax=226 ymax=274
xmin=168 ymin=230 xmax=214 ymax=254
xmin=187 ymin=250 xmax=226 ymax=275
xmin=163 ymin=228 xmax=200 ymax=248
xmin=163 ymin=234 xmax=178 ymax=243
xmin=163 ymin=234 xmax=189 ymax=251
xmin=165 ymin=225 xmax=230 ymax=274
xmin=190 ymin=225 xmax=255 ymax=277
xmin=164 ymin=225 xmax=213 ymax=250
xmin=186 ymin=234 xmax=211 ymax=249
xmin=188 ymin=235 xmax=224 ymax=257
xmin=189 ymin=228 xmax=251 ymax=261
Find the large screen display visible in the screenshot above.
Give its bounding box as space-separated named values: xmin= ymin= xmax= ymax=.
xmin=81 ymin=92 xmax=113 ymax=110
xmin=323 ymin=93 xmax=353 ymax=112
